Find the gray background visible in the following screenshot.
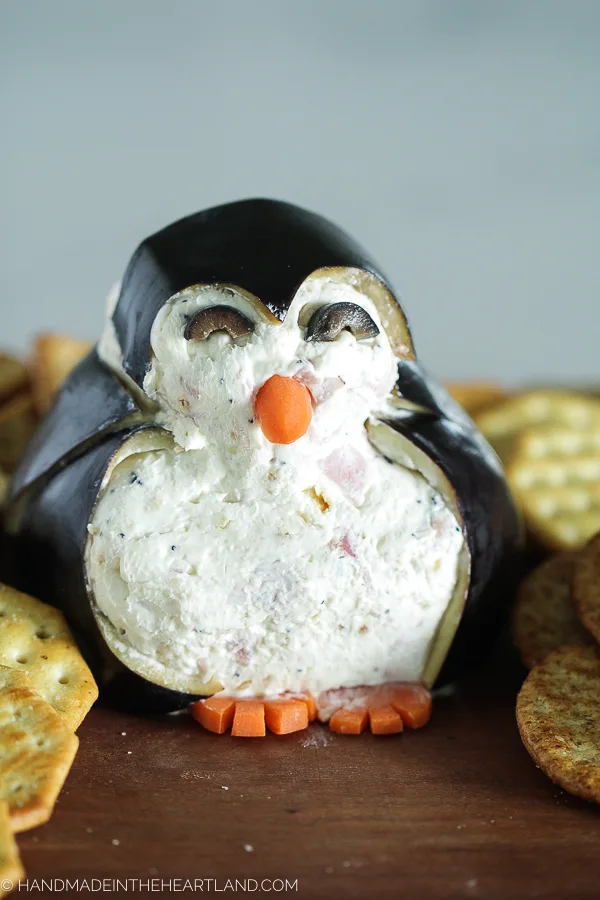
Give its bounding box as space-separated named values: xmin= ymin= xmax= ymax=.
xmin=1 ymin=0 xmax=598 ymax=383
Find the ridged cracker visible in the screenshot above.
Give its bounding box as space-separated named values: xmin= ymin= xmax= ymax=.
xmin=0 ymin=584 xmax=98 ymax=731
xmin=573 ymin=531 xmax=600 ymax=643
xmin=516 ymin=644 xmax=600 ymax=803
xmin=475 ymin=390 xmax=600 ymax=468
xmin=0 ymin=801 xmax=24 ymax=896
xmin=507 ymin=425 xmax=600 ymax=551
xmin=512 ymin=553 xmax=593 ymax=669
xmin=0 ymin=666 xmax=78 ymax=832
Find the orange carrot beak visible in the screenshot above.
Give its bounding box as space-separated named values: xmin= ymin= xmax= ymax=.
xmin=254 ymin=374 xmax=313 ymax=444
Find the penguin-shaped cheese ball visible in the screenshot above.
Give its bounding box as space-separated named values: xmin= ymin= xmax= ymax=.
xmin=6 ymin=199 xmax=521 ymax=721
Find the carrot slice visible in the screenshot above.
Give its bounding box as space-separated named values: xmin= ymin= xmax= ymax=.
xmin=390 ymin=685 xmax=432 ymax=729
xmin=369 ymin=706 xmax=404 ymax=734
xmin=231 ymin=700 xmax=266 ymax=737
xmin=190 ymin=696 xmax=236 ymax=734
xmin=264 ymin=699 xmax=309 ymax=735
xmin=329 ymin=706 xmax=368 ymax=735
xmin=254 ymin=375 xmax=313 ymax=444
xmin=301 ymin=693 xmax=318 ymax=722
xmin=369 ymin=705 xmax=404 ymax=735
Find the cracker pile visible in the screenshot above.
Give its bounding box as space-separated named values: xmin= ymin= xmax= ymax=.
xmin=0 ymin=336 xmax=96 ymax=896
xmin=449 ymin=380 xmax=600 ymax=806
xmin=512 ymin=547 xmax=600 ymax=802
xmin=0 ymin=586 xmax=98 ymax=892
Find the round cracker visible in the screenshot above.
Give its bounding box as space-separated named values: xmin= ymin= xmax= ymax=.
xmin=573 ymin=532 xmax=600 ymax=643
xmin=516 ymin=644 xmax=600 ymax=803
xmin=512 ymin=554 xmax=593 ymax=668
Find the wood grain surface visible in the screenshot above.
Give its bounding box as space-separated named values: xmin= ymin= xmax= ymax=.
xmin=13 ymin=640 xmax=600 ymax=899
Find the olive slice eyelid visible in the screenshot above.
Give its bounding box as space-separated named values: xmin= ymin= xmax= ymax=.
xmin=305 ymin=302 xmax=380 ymax=343
xmin=184 ymin=305 xmax=255 ymax=342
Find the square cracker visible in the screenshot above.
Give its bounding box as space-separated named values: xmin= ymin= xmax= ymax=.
xmin=475 ymin=389 xmax=600 ymax=468
xmin=0 ymin=355 xmax=30 ymax=407
xmin=0 ymin=584 xmax=98 ymax=731
xmin=508 ymin=426 xmax=600 ymax=551
xmin=0 ymin=471 xmax=7 ymax=510
xmin=444 ymin=381 xmax=507 ymax=416
xmin=0 ymin=394 xmax=38 ymax=473
xmin=0 ymin=666 xmax=78 ymax=833
xmin=0 ymin=801 xmax=24 ymax=896
xmin=32 ymin=335 xmax=91 ymax=415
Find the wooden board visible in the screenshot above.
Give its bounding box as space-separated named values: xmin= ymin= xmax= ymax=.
xmin=14 ymin=639 xmax=600 ymax=899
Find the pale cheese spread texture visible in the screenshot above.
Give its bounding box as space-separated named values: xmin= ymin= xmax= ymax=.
xmin=89 ymin=273 xmax=464 ymax=697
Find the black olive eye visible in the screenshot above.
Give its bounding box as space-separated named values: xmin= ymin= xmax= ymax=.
xmin=184 ymin=305 xmax=254 ymax=342
xmin=305 ymin=302 xmax=380 ymax=343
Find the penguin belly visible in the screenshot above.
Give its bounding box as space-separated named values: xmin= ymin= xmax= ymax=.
xmin=85 ymin=442 xmax=464 ymax=697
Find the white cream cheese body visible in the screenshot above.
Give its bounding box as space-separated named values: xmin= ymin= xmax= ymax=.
xmin=89 ymin=274 xmax=465 ymax=696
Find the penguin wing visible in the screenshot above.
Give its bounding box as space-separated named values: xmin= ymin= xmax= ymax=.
xmin=368 ymin=367 xmax=522 ymax=686
xmin=7 ymin=422 xmax=190 ymax=713
xmin=9 ymin=348 xmax=141 ymax=501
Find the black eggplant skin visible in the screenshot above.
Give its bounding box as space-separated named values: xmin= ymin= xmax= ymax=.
xmin=392 ymin=360 xmax=523 ymax=683
xmin=7 ymin=425 xmax=195 ymax=714
xmin=10 ymin=349 xmax=138 ymax=501
xmin=113 ymin=198 xmax=394 ymax=386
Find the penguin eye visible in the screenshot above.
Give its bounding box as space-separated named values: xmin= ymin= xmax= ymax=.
xmin=184 ymin=305 xmax=254 ymax=343
xmin=305 ymin=302 xmax=380 ymax=343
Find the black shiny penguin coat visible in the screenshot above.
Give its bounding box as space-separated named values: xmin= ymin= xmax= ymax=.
xmin=5 ymin=199 xmax=522 ymax=713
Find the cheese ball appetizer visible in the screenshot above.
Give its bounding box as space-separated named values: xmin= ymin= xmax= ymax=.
xmin=5 ymin=199 xmax=521 ymax=732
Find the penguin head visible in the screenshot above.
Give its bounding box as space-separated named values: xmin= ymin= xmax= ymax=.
xmin=143 ymin=267 xmax=402 ymax=454
xmin=107 ymin=199 xmax=415 ymax=455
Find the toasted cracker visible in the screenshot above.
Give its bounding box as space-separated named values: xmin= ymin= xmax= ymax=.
xmin=32 ymin=334 xmax=91 ymax=415
xmin=507 ymin=426 xmax=600 ymax=551
xmin=0 ymin=355 xmax=30 ymax=407
xmin=512 ymin=554 xmax=593 ymax=668
xmin=0 ymin=801 xmax=24 ymax=896
xmin=444 ymin=381 xmax=507 ymax=416
xmin=516 ymin=644 xmax=600 ymax=803
xmin=0 ymin=584 xmax=98 ymax=731
xmin=475 ymin=390 xmax=600 ymax=468
xmin=0 ymin=394 xmax=37 ymax=473
xmin=0 ymin=666 xmax=78 ymax=832
xmin=572 ymin=531 xmax=600 ymax=644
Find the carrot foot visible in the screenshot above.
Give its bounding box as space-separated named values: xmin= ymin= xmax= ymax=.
xmin=329 ymin=706 xmax=369 ymax=735
xmin=190 ymin=683 xmax=431 ymax=738
xmin=190 ymin=693 xmax=315 ymax=737
xmin=232 ymin=700 xmax=265 ymax=737
xmin=319 ymin=682 xmax=432 ymax=735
